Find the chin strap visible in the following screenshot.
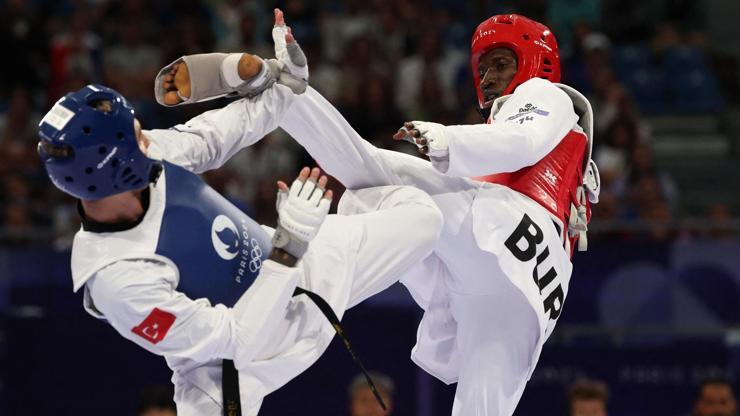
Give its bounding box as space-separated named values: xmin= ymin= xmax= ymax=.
xmin=477 ymin=105 xmax=492 ymax=121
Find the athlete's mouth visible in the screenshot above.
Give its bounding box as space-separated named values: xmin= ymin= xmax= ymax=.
xmin=483 ymin=88 xmax=498 ymax=103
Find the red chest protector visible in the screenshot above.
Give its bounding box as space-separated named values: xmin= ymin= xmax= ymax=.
xmin=475 ymin=129 xmax=591 ymax=255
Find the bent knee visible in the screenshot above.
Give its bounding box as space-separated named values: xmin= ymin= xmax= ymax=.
xmin=338 ymin=184 xmax=443 ymax=245
xmin=395 ymin=186 xmax=443 ymax=246
xmin=416 ymin=198 xmax=444 ymax=242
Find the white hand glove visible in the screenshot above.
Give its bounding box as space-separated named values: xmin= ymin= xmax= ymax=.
xmin=272 ymin=169 xmax=331 ymax=258
xmin=397 ymin=121 xmax=450 ymax=158
xmin=271 ymin=8 xmax=308 ymax=94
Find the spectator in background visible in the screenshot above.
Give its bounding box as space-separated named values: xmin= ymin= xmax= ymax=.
xmin=1 ymin=87 xmax=37 ymax=145
xmin=302 ymin=36 xmax=343 ymax=103
xmin=563 ymin=26 xmax=604 ymax=96
xmin=568 ymin=378 xmax=609 ymax=416
xmin=657 ymin=0 xmax=708 ymax=40
xmin=281 ymin=0 xmax=319 ymax=44
xmin=349 ymin=75 xmax=403 ymax=141
xmin=623 ymin=143 xmax=678 ymax=233
xmin=319 ymin=0 xmax=377 ymax=64
xmin=48 ymin=8 xmax=102 ymax=102
xmin=0 ymin=0 xmax=47 ymax=91
xmin=706 ymin=204 xmax=735 ymax=240
xmin=334 ymin=34 xmax=389 ymax=114
xmin=651 ymin=21 xmax=683 ymax=55
xmin=136 ymin=384 xmax=176 ymax=416
xmin=161 ymin=8 xmax=215 ymax=63
xmin=395 ymin=29 xmax=465 ymax=121
xmin=103 ymin=16 xmax=161 ymax=127
xmin=213 ymin=0 xmax=270 ymax=54
xmin=694 ymin=378 xmax=738 ymax=416
xmin=219 ymin=130 xmax=304 ymax=223
xmin=546 ymin=0 xmax=601 ymax=58
xmin=216 ymin=7 xmax=272 ymax=59
xmin=488 ymin=0 xmax=547 ymax=22
xmin=349 ymin=371 xmax=394 ymax=416
xmin=371 ymin=5 xmax=405 ymax=66
xmin=600 ymin=0 xmax=656 ymax=43
xmin=103 ymin=17 xmax=160 ymax=101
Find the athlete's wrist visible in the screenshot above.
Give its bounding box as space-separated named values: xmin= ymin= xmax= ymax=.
xmin=268 ymin=247 xmax=298 ymax=267
xmin=271 ymin=219 xmax=310 ymax=259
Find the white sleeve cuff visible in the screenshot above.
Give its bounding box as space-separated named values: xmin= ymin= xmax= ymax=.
xmin=261 ymin=259 xmax=299 ymax=275
xmin=429 ymin=155 xmax=450 ymax=173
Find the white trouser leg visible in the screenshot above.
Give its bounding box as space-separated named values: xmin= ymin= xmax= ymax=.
xmin=174 ymin=378 xmax=221 ymax=416
xmin=336 ymin=185 xmax=443 ymax=307
xmin=449 ymin=283 xmax=541 ymax=416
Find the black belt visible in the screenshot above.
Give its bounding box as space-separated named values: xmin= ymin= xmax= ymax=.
xmin=221 ymin=286 xmax=387 ymax=415
xmin=222 ymin=359 xmax=242 ymax=416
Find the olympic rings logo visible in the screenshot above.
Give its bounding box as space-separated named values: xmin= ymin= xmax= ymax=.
xmin=248 ymin=238 xmax=262 ymax=272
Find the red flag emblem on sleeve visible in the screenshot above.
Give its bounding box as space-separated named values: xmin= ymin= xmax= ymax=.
xmin=131 ymin=308 xmax=176 ymax=344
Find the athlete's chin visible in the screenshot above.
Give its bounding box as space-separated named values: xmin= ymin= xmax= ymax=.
xmin=482 ymin=91 xmax=499 ymax=104
xmin=480 ymin=97 xmax=495 ymax=109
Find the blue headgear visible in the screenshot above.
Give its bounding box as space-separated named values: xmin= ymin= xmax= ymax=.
xmin=38 ymin=85 xmax=161 ymax=200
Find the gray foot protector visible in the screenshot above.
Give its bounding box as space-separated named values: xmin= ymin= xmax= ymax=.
xmin=154 ymin=53 xmax=278 ymax=107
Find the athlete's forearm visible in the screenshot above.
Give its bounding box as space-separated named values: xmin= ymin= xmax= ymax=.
xmin=268 ymin=247 xmax=298 ymax=267
xmin=441 ymin=122 xmax=560 ymax=177
xmin=440 ymin=80 xmax=578 ymax=177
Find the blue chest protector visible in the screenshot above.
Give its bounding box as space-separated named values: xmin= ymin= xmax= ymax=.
xmin=155 ymin=161 xmax=273 ymax=307
xmin=154 ymin=163 xmax=386 ymax=411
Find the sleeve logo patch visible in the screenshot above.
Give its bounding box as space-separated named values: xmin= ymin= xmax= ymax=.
xmin=507 ymin=103 xmax=550 ymax=123
xmin=131 ymin=308 xmax=176 ymax=344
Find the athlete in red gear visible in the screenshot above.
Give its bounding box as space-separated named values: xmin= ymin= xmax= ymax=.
xmin=396 ymin=15 xmax=598 ymax=256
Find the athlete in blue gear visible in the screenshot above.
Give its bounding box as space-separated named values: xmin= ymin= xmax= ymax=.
xmin=38 ymin=83 xmax=442 ymax=415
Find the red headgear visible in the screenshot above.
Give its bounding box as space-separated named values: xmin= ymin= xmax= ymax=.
xmin=471 ymin=14 xmax=561 ymax=108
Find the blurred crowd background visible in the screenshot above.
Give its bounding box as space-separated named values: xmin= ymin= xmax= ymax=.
xmin=3 ymin=0 xmax=740 ymax=415
xmin=2 ymin=0 xmax=740 ymax=246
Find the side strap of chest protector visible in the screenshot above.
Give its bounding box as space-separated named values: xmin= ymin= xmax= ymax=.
xmin=568 ymin=186 xmax=589 ymax=252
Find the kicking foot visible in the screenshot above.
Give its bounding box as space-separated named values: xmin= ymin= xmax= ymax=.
xmin=161 ymin=62 xmax=191 ymax=105
xmin=158 ymin=54 xmax=264 ymax=106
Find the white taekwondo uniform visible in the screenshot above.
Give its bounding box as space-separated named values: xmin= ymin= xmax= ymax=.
xmin=69 ymin=84 xmax=443 ymax=415
xmin=236 ymin=77 xmax=596 ymax=415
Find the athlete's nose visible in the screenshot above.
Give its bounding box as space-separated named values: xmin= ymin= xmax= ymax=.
xmin=480 ymin=68 xmax=498 ymax=98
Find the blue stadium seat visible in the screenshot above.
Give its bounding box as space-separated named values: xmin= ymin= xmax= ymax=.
xmin=663 ymin=46 xmax=709 ymax=71
xmin=623 ymin=67 xmax=668 ymax=115
xmin=612 ymin=44 xmax=652 ymax=72
xmin=668 ymin=67 xmax=724 ymax=113
xmin=611 ymin=45 xmax=669 ymax=114
xmin=660 ymin=46 xmax=723 ymax=113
